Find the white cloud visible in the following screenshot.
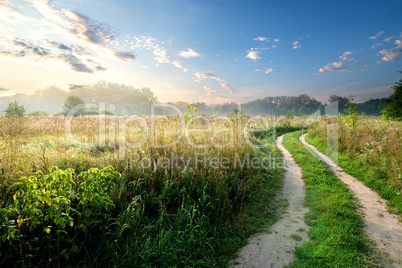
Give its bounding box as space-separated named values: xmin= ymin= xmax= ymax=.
xmin=291 ymin=41 xmax=301 ymax=49
xmin=339 ymin=51 xmax=352 ymax=61
xmin=254 ymin=69 xmax=261 ymax=72
xmin=377 ymin=36 xmax=402 ymax=63
xmin=246 ymin=51 xmax=261 ymax=60
xmin=203 ymin=86 xmax=217 ymax=98
xmin=369 ymin=31 xmax=384 ymax=40
xmin=179 ymin=49 xmax=200 ymax=58
xmin=195 ymin=72 xmax=233 ymax=94
xmin=274 ymin=38 xmax=279 ymax=42
xmin=318 ymin=51 xmax=354 ymax=73
xmin=265 ymin=68 xmax=276 ymax=74
xmin=318 ymin=61 xmax=347 ymax=72
xmin=254 ymin=37 xmax=267 ymax=41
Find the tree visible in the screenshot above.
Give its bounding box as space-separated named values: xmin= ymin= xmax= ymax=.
xmin=63 ymin=95 xmax=85 ymax=116
xmin=3 ymin=100 xmax=25 ymax=118
xmin=381 ymin=77 xmax=402 ymax=121
xmin=328 ymin=94 xmax=349 ymax=114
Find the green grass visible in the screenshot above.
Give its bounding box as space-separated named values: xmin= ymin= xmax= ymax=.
xmin=283 ymin=131 xmax=379 ymax=267
xmin=0 ymin=115 xmax=293 ymax=267
xmin=305 ymin=132 xmax=402 ymax=214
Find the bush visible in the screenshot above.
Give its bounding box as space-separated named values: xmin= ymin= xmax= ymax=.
xmin=27 ymin=110 xmax=50 ymax=117
xmin=0 ymin=166 xmax=120 ymax=266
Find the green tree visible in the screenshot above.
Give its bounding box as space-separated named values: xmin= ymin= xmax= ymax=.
xmin=340 ymin=94 xmax=359 ymax=131
xmin=328 ymin=94 xmax=349 ymax=114
xmin=63 ymin=95 xmax=85 ymax=116
xmin=3 ymin=100 xmax=26 ymax=118
xmin=381 ymin=77 xmax=402 ymax=121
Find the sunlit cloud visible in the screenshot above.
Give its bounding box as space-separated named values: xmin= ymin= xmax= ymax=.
xmin=203 ymin=86 xmax=217 ymax=98
xmin=318 ymin=51 xmax=354 ymax=73
xmin=254 ymin=37 xmax=267 ymax=41
xmin=195 ymin=72 xmax=234 ymax=94
xmin=369 ymin=31 xmax=384 ymax=40
xmin=215 ymin=95 xmax=229 ymax=101
xmin=377 ymin=36 xmax=402 ymax=63
xmin=318 ymin=61 xmax=346 ymax=72
xmin=291 ymin=40 xmax=301 ymax=49
xmin=179 ymin=49 xmax=200 ymax=58
xmin=339 ymin=51 xmax=353 ymax=61
xmin=0 ymin=0 xmax=133 ymax=73
xmin=246 ymin=51 xmax=261 ymax=60
xmin=128 ymin=36 xmax=188 ymax=72
xmin=265 ymin=67 xmax=276 ymax=74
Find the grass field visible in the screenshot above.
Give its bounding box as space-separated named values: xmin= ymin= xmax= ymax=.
xmin=0 ymin=114 xmax=302 ymax=267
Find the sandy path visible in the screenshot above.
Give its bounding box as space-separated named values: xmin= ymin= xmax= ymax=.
xmin=232 ymin=134 xmax=309 ymax=268
xmin=300 ymin=133 xmax=402 ymax=267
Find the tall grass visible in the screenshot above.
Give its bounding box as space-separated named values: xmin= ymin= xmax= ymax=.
xmin=306 ymin=116 xmax=402 ymax=213
xmin=0 ymin=114 xmax=298 ymax=266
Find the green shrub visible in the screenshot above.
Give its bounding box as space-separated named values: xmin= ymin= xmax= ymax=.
xmin=0 ymin=166 xmax=120 ymax=266
xmin=27 ymin=110 xmax=50 ymax=117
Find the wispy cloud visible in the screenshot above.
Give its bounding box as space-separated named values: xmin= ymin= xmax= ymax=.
xmin=254 ymin=37 xmax=268 ymax=41
xmin=179 ymin=49 xmax=201 ymax=58
xmin=246 ymin=50 xmax=261 ymax=60
xmin=0 ymin=87 xmax=9 ymax=92
xmin=265 ymin=67 xmax=276 ymax=74
xmin=318 ymin=61 xmax=347 ymax=73
xmin=0 ymin=0 xmax=136 ymax=73
xmin=195 ymin=72 xmax=234 ymax=94
xmin=369 ymin=31 xmax=384 ymax=40
xmin=203 ymin=86 xmax=217 ymax=98
xmin=291 ymin=40 xmax=301 ymax=49
xmin=128 ymin=36 xmax=187 ymax=71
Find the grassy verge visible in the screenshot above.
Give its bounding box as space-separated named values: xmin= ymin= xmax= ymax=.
xmin=283 ymin=131 xmax=379 ymax=267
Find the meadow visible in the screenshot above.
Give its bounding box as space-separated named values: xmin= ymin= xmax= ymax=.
xmin=0 ymin=113 xmax=303 ymax=267
xmin=1 ymin=113 xmax=400 ymax=267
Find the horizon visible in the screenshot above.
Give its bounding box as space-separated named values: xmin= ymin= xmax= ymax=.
xmin=0 ymin=0 xmax=401 ymax=104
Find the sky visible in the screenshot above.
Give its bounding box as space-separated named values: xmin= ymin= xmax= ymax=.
xmin=0 ymin=0 xmax=401 ymax=104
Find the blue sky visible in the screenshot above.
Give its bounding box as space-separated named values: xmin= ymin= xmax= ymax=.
xmin=0 ymin=0 xmax=401 ymax=103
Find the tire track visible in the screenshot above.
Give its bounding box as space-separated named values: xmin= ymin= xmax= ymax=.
xmin=300 ymin=133 xmax=402 ymax=267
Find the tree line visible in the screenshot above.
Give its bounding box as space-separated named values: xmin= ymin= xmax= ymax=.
xmin=0 ymin=80 xmax=398 ymax=118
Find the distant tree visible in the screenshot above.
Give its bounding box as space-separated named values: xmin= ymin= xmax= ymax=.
xmin=3 ymin=100 xmax=25 ymax=118
xmin=381 ymin=77 xmax=402 ymax=121
xmin=328 ymin=95 xmax=349 ymax=114
xmin=63 ymin=95 xmax=85 ymax=116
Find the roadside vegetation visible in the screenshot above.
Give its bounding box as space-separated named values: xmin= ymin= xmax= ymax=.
xmin=0 ymin=112 xmax=302 ymax=267
xmin=283 ymin=131 xmax=379 ymax=267
xmin=306 ymin=116 xmax=402 ymax=214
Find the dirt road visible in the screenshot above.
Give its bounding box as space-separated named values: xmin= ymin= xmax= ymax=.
xmin=232 ymin=134 xmax=309 ymax=268
xmin=300 ymin=133 xmax=402 ymax=267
